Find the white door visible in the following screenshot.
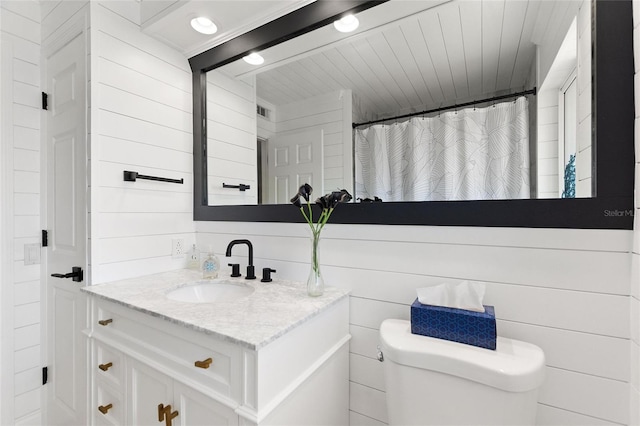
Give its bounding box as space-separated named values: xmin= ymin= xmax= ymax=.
xmin=267 ymin=128 xmax=323 ymax=204
xmin=45 ymin=32 xmax=88 ymax=425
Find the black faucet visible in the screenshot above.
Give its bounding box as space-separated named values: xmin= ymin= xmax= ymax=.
xmin=225 ymin=239 xmax=256 ymax=279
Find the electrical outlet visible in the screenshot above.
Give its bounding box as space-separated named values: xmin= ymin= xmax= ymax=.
xmin=172 ymin=239 xmax=185 ymax=258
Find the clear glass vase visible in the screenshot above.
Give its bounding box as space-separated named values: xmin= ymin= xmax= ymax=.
xmin=307 ymin=232 xmax=324 ymax=297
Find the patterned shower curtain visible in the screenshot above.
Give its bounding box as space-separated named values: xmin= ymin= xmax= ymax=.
xmin=355 ymin=97 xmax=530 ymax=201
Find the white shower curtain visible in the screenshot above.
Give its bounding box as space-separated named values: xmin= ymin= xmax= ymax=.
xmin=355 ymin=97 xmax=530 ymax=201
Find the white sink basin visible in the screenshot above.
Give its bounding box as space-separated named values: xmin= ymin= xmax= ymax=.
xmin=167 ymin=280 xmax=254 ymax=303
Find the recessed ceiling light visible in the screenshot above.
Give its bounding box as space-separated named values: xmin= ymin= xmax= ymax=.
xmin=190 ymin=16 xmax=217 ymax=35
xmin=333 ymin=14 xmax=359 ymax=33
xmin=243 ymin=53 xmax=265 ymax=65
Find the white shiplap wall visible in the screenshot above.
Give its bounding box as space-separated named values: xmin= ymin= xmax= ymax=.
xmin=196 ymin=222 xmax=632 ymax=425
xmin=537 ymin=88 xmax=559 ymax=198
xmin=1 ymin=1 xmax=42 ymax=424
xmin=630 ymin=2 xmax=640 ymax=424
xmin=90 ymin=1 xmax=195 ymax=284
xmin=207 ymin=70 xmax=257 ymax=205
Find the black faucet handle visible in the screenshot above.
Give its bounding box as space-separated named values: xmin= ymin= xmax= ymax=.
xmin=245 ymin=265 xmax=256 ymax=280
xmin=228 ymin=263 xmax=241 ymax=277
xmin=261 ymin=268 xmax=277 ymax=283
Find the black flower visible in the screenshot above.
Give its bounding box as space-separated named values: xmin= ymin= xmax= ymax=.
xmin=299 ymin=183 xmax=312 ymax=201
xmin=315 ymin=194 xmax=330 ymax=209
xmin=290 ymin=193 xmax=303 ymax=208
xmin=291 ymin=183 xmax=351 ymax=233
xmin=316 ymin=189 xmax=352 ymax=209
xmin=337 ymin=189 xmax=353 ymax=203
xmin=290 ymin=184 xmax=314 ymax=208
xmin=358 ymin=196 xmax=383 ymax=203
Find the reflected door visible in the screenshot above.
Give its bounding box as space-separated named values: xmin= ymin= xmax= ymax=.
xmin=267 ymin=128 xmax=323 ymax=204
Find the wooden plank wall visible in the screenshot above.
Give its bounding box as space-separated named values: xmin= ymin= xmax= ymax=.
xmin=90 ymin=2 xmax=195 ymax=284
xmin=197 ymin=221 xmax=632 ymax=425
xmin=537 ymin=88 xmax=559 ymax=198
xmin=206 ymin=70 xmax=257 ymax=206
xmin=1 ymin=1 xmax=43 ymax=424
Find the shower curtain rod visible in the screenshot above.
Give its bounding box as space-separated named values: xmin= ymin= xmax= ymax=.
xmin=352 ymin=87 xmax=537 ymax=128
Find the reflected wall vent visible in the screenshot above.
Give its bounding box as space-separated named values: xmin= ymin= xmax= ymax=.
xmin=257 ymin=104 xmax=271 ymax=120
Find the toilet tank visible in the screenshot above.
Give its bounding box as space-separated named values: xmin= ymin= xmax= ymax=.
xmin=379 ymin=319 xmax=545 ymax=426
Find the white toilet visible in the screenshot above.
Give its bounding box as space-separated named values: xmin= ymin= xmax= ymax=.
xmin=379 ymin=319 xmax=545 ymax=426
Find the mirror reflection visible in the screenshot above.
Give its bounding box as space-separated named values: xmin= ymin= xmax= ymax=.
xmin=206 ymin=0 xmax=591 ymax=206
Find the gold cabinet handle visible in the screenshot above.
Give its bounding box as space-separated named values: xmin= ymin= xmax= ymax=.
xmin=158 ymin=404 xmax=178 ymax=426
xmin=158 ymin=404 xmax=169 ymax=422
xmin=98 ymin=362 xmax=113 ymax=371
xmin=158 ymin=403 xmax=166 ymax=422
xmin=167 ymin=409 xmax=179 ymax=426
xmin=98 ymin=319 xmax=113 ymax=326
xmin=98 ymin=403 xmax=113 ymax=414
xmin=194 ymin=357 xmax=213 ymax=369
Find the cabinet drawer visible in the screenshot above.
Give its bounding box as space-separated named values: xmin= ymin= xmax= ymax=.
xmin=92 ymin=298 xmax=239 ymax=401
xmin=95 ymin=381 xmax=124 ymax=426
xmin=94 ymin=302 xmax=119 ymax=330
xmin=95 ymin=340 xmax=124 ymax=389
xmin=165 ymin=335 xmax=234 ymax=396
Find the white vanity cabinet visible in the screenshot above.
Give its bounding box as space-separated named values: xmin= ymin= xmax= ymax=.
xmin=84 ymin=278 xmax=350 ymax=426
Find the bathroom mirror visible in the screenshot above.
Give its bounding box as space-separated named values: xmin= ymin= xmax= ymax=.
xmin=190 ymin=0 xmax=634 ymax=228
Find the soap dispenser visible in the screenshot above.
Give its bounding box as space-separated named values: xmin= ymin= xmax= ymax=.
xmin=202 ymin=246 xmax=220 ymax=279
xmin=187 ymin=244 xmax=200 ymax=270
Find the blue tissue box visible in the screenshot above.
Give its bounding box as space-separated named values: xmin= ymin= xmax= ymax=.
xmin=410 ymin=299 xmax=497 ymax=350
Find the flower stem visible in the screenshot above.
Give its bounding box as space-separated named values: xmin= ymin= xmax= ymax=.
xmin=299 ymin=206 xmax=311 ymax=226
xmin=311 ymin=232 xmax=320 ymax=273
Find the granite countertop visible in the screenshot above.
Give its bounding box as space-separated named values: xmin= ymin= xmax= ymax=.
xmin=81 ymin=269 xmax=349 ymax=350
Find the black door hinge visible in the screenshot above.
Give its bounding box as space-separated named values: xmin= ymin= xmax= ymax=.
xmin=42 ymin=92 xmax=48 ymax=110
xmin=42 ymin=230 xmax=48 ymax=247
xmin=42 ymin=366 xmax=48 ymax=385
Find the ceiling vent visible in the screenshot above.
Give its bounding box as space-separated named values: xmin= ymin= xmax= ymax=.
xmin=257 ymin=104 xmax=271 ymax=120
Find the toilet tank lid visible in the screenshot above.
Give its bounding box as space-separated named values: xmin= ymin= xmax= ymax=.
xmin=379 ymin=319 xmax=545 ymax=392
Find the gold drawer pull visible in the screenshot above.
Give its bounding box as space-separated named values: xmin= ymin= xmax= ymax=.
xmin=98 ymin=319 xmax=113 ymax=326
xmin=158 ymin=404 xmax=179 ymax=426
xmin=98 ymin=403 xmax=113 ymax=414
xmin=98 ymin=362 xmax=113 ymax=371
xmin=194 ymin=357 xmax=213 ymax=369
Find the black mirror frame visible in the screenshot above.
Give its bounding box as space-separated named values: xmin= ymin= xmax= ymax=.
xmin=189 ymin=0 xmax=634 ymax=229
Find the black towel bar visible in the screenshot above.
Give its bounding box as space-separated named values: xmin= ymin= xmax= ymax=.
xmin=223 ymin=183 xmax=250 ymax=191
xmin=123 ymin=171 xmax=183 ymax=184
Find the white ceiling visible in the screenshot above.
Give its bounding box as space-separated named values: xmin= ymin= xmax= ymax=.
xmin=141 ymin=0 xmax=314 ymax=57
xmin=146 ymin=0 xmax=579 ymax=123
xmin=222 ymin=0 xmax=577 ymax=122
xmin=256 ymin=0 xmax=544 ymax=121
